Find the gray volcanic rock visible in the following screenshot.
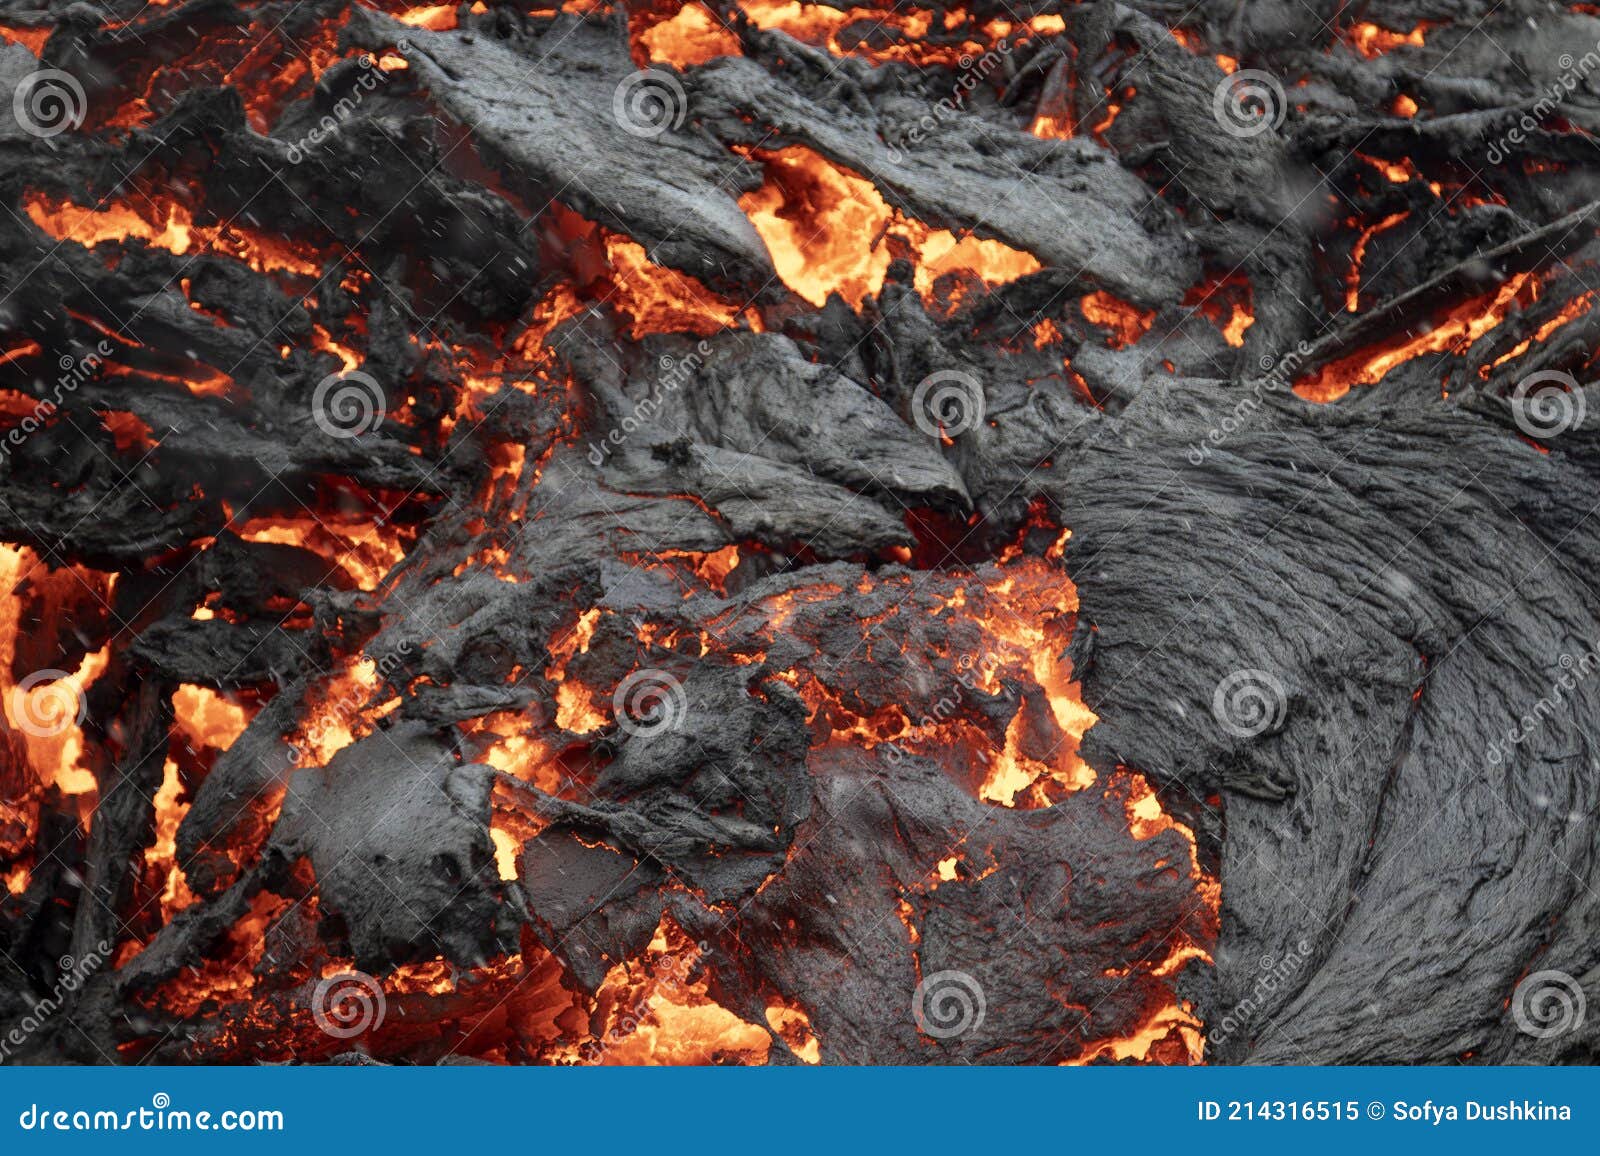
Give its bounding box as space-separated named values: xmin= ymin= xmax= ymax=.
xmin=344 ymin=7 xmax=778 ymax=299
xmin=8 ymin=0 xmax=1600 ymax=1070
xmin=273 ymin=723 xmax=509 ymax=970
xmin=692 ymin=29 xmax=1198 ymax=307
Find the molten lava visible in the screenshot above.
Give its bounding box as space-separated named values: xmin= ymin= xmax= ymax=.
xmin=25 ymin=193 xmax=324 ymax=278
xmin=2 ymin=0 xmax=1232 ymax=1069
xmin=1297 ymin=274 xmax=1534 ymax=401
xmin=1343 ymin=21 xmax=1430 ymax=58
xmin=741 ymin=146 xmax=1040 ymax=309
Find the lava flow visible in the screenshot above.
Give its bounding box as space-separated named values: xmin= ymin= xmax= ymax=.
xmin=8 ymin=0 xmax=1590 ymax=1072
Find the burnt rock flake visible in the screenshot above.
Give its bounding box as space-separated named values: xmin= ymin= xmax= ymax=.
xmin=0 ymin=0 xmax=1596 ymax=1066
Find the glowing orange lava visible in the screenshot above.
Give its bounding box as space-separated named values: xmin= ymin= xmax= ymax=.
xmin=1081 ymin=291 xmax=1156 ymax=348
xmin=1346 ymin=211 xmax=1408 ymax=312
xmin=234 ymin=512 xmax=408 ymax=592
xmin=591 ymin=917 xmax=770 ymax=1064
xmin=638 ymin=3 xmax=739 ymax=66
xmin=1343 ymin=21 xmax=1429 ymax=58
xmin=25 ymin=193 xmax=323 ymax=278
xmin=0 ymin=546 xmax=109 ymax=808
xmin=740 ymin=146 xmax=1040 ymax=309
xmin=1297 ymin=274 xmax=1531 ymax=402
xmin=736 ymin=1 xmax=1059 ymax=68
